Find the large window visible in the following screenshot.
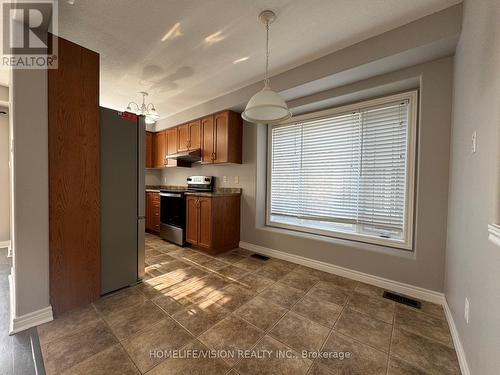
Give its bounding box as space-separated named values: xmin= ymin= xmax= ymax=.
xmin=267 ymin=91 xmax=417 ymax=250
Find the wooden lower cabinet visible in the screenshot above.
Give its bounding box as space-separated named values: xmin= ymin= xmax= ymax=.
xmin=186 ymin=195 xmax=240 ymax=254
xmin=146 ymin=192 xmax=160 ymax=234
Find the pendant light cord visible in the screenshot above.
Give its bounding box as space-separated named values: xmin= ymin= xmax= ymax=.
xmin=265 ymin=20 xmax=270 ymax=87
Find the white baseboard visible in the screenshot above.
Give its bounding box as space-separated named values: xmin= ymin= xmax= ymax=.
xmin=8 ymin=275 xmax=53 ymax=335
xmin=443 ymin=299 xmax=471 ymax=375
xmin=239 ymin=241 xmax=445 ymax=305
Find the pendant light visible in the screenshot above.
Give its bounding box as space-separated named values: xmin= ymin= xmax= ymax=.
xmin=242 ymin=10 xmax=291 ymax=125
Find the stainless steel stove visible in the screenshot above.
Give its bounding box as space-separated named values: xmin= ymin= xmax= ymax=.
xmin=159 ymin=176 xmax=214 ymax=246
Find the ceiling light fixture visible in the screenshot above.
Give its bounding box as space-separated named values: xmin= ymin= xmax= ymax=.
xmin=126 ymin=91 xmax=160 ymax=125
xmin=242 ymin=10 xmax=291 ymax=125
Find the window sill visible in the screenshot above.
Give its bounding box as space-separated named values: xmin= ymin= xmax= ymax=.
xmin=488 ymin=224 xmax=500 ymax=247
xmin=267 ymin=217 xmax=412 ymax=251
xmin=260 ymin=224 xmax=416 ymax=259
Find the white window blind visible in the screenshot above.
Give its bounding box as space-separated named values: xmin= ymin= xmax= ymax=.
xmin=269 ymin=96 xmax=414 ymax=247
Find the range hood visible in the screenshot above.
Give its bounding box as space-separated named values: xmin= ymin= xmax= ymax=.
xmin=167 ymin=149 xmax=201 ymax=163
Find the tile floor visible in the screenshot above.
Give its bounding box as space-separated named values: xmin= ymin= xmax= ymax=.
xmin=37 ymin=234 xmax=461 ymax=375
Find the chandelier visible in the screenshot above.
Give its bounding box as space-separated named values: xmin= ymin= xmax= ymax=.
xmin=126 ymin=91 xmax=160 ymax=125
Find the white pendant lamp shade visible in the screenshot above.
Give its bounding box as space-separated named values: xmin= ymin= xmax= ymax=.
xmin=242 ymin=83 xmax=291 ymax=124
xmin=242 ymin=10 xmax=291 ymax=125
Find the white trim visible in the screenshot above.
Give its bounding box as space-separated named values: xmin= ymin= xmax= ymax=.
xmin=443 ymin=299 xmax=471 ymax=375
xmin=266 ymin=90 xmax=418 ymax=251
xmin=0 ymin=240 xmax=12 ymax=257
xmin=488 ymin=224 xmax=500 ymax=247
xmin=9 ymin=293 xmax=53 ymax=336
xmin=239 ymin=241 xmax=444 ymax=304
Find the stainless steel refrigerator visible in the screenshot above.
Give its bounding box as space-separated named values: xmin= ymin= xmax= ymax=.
xmin=100 ymin=107 xmax=145 ymax=295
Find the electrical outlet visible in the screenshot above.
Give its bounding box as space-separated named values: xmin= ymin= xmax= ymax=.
xmin=471 ymin=131 xmax=477 ymax=153
xmin=464 ymin=298 xmax=470 ymax=324
xmin=234 ymin=176 xmax=240 ymax=184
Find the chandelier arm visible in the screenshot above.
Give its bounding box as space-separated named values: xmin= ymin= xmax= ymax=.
xmin=146 ymin=103 xmax=155 ymax=111
xmin=127 ymin=101 xmax=139 ymax=111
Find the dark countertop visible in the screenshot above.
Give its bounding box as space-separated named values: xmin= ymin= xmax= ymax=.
xmin=184 ymin=189 xmax=242 ymax=197
xmin=145 ymin=185 xmax=242 ymax=196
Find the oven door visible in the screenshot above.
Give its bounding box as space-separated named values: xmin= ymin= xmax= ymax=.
xmin=160 ymin=192 xmax=185 ymax=228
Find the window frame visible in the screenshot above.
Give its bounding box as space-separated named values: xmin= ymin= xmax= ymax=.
xmin=266 ymin=90 xmax=418 ymax=251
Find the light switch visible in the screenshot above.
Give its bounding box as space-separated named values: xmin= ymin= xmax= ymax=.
xmin=223 ymin=176 xmax=228 ymax=184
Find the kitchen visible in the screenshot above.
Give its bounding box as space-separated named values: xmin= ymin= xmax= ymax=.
xmin=3 ymin=1 xmax=499 ymax=374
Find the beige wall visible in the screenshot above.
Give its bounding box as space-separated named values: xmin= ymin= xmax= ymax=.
xmin=11 ymin=68 xmax=50 ymax=317
xmin=445 ymin=0 xmax=500 ymax=373
xmin=0 ymin=104 xmax=8 ymax=242
xmin=162 ymin=56 xmax=454 ymax=292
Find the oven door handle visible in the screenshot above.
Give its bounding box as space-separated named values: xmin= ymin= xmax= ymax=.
xmin=160 ymin=192 xmax=183 ymax=198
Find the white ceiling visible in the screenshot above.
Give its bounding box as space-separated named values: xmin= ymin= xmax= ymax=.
xmin=58 ymin=0 xmax=460 ymax=120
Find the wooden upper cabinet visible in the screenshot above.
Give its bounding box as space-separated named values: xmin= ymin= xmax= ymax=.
xmin=202 ymin=111 xmax=242 ymax=164
xmin=188 ymin=120 xmax=201 ymax=150
xmin=201 ymin=116 xmax=214 ymax=163
xmin=177 ymin=120 xmax=201 ymax=152
xmin=166 ymin=128 xmax=177 ymax=155
xmin=153 ymin=131 xmax=166 ymax=168
xmin=146 ymin=131 xmax=153 ymax=168
xmin=177 ymin=124 xmax=189 ymax=152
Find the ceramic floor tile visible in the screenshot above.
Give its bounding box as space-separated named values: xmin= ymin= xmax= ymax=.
xmin=318 ymin=332 xmax=388 ymax=375
xmin=233 ymin=256 xmax=267 ymax=271
xmin=213 ymin=251 xmax=246 ymax=264
xmin=354 ymin=282 xmax=386 ymax=299
xmin=318 ymin=274 xmax=359 ymax=291
xmin=235 ymin=274 xmax=276 ymax=294
xmin=216 ymin=264 xmax=251 ymax=281
xmin=234 ymin=296 xmax=288 ymax=331
xmin=203 ymin=283 xmax=255 ymax=311
xmin=230 ymin=248 xmax=254 ymax=257
xmin=171 ymin=299 xmax=230 ymax=336
xmin=151 ymin=294 xmax=184 ymax=315
xmin=105 ymin=300 xmax=167 ymax=341
xmin=39 ymin=235 xmax=461 ymax=375
xmin=37 ymin=305 xmax=101 ymax=345
xmin=121 ymin=317 xmax=193 ymax=373
xmin=277 ymin=271 xmax=321 ymax=292
xmin=307 ymin=363 xmax=338 ymax=375
xmin=395 ymin=305 xmax=453 ymax=347
xmin=291 ymin=295 xmax=342 ymax=328
xmin=41 ymin=320 xmax=117 ymax=375
xmin=307 ymin=282 xmax=350 ymax=306
xmin=235 ymin=335 xmax=312 ymax=375
xmin=60 ymin=344 xmax=139 ymax=375
xmin=146 ymin=340 xmax=231 ymax=375
xmin=93 ymin=288 xmax=148 ymax=322
xmin=269 ymin=311 xmax=330 ymax=352
xmin=388 ymin=356 xmax=429 ymax=375
xmin=198 ymin=315 xmax=264 ymax=366
xmin=334 ymin=307 xmax=393 ymax=352
xmin=348 ymin=291 xmax=395 ymax=324
xmin=256 ymin=262 xmax=294 ymax=281
xmin=259 ymin=283 xmax=305 ymax=309
xmin=391 ymin=328 xmax=460 ymax=375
